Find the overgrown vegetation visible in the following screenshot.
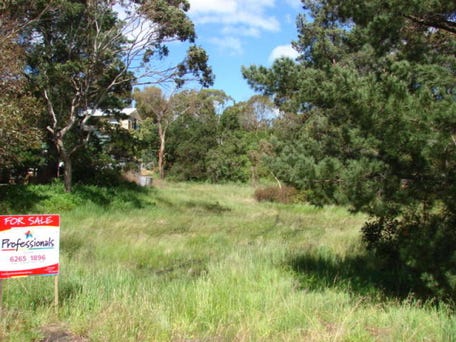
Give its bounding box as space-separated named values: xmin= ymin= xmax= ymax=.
xmin=0 ymin=179 xmax=154 ymax=214
xmin=254 ymin=185 xmax=299 ymax=204
xmin=1 ymin=0 xmax=213 ymax=191
xmin=0 ymin=182 xmax=454 ymax=341
xmin=243 ymin=0 xmax=456 ymax=301
xmin=1 ymin=0 xmax=455 ymax=330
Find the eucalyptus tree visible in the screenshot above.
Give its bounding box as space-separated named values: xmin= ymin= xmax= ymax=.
xmin=134 ymin=88 xmax=230 ymax=179
xmin=133 ymin=86 xmax=171 ymax=179
xmin=164 ymin=89 xmax=231 ymax=180
xmin=20 ymin=0 xmax=213 ymax=191
xmin=243 ymin=0 xmax=456 ymax=299
xmin=206 ymin=95 xmax=276 ymax=183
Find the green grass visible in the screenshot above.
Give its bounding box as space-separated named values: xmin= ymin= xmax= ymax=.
xmin=1 ymin=182 xmax=454 ymax=341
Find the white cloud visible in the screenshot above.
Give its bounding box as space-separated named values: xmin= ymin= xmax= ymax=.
xmin=189 ymin=0 xmax=238 ymax=14
xmin=268 ymin=44 xmax=299 ymax=63
xmin=209 ymin=36 xmax=243 ymax=56
xmin=189 ymin=1 xmax=279 ymax=33
xmin=113 ymin=2 xmax=160 ymax=45
xmin=188 ymin=0 xmax=280 ymax=55
xmin=194 ymin=14 xmax=279 ymax=32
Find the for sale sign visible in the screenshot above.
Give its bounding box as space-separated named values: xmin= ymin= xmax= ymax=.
xmin=0 ymin=215 xmax=60 ymax=279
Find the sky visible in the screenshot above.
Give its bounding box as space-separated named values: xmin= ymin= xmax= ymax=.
xmin=180 ymin=0 xmax=304 ymax=103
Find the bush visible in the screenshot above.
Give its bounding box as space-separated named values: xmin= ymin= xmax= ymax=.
xmin=0 ymin=181 xmax=84 ymax=214
xmin=254 ymin=185 xmax=299 ymax=204
xmin=362 ymin=212 xmax=456 ymax=302
xmin=0 ymin=180 xmax=154 ymax=214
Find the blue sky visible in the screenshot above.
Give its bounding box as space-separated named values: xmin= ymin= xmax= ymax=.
xmin=183 ymin=0 xmax=303 ymax=103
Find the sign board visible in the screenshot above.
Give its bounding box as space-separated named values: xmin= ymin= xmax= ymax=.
xmin=0 ymin=215 xmax=60 ymax=279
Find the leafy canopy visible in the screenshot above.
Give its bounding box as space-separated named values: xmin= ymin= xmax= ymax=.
xmin=243 ymin=0 xmax=456 ymax=300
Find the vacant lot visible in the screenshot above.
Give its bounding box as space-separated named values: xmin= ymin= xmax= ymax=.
xmin=1 ymin=182 xmax=454 ymax=341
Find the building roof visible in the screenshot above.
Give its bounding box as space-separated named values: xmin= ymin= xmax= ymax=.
xmin=83 ymin=108 xmax=141 ymax=120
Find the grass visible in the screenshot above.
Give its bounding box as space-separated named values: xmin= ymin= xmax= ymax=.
xmin=0 ymin=181 xmax=454 ymax=341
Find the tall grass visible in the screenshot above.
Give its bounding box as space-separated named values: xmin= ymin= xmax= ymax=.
xmin=0 ymin=181 xmax=454 ymax=341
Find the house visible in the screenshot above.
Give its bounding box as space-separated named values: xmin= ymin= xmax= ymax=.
xmin=83 ymin=108 xmax=141 ymax=130
xmin=119 ymin=108 xmax=141 ymax=130
xmin=80 ymin=107 xmax=142 ymax=145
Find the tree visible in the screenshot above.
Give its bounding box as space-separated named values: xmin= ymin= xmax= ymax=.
xmin=165 ymin=89 xmax=231 ymax=180
xmin=208 ymin=96 xmax=275 ymax=184
xmin=243 ymin=0 xmax=456 ymax=299
xmin=134 ymin=88 xmax=230 ymax=180
xmin=234 ymin=95 xmax=276 ymax=132
xmin=134 ymin=87 xmax=172 ymax=179
xmin=0 ymin=38 xmax=43 ymax=172
xmin=207 ymin=104 xmax=249 ymax=183
xmin=0 ymin=1 xmax=49 ymax=172
xmin=19 ymin=0 xmax=213 ymax=191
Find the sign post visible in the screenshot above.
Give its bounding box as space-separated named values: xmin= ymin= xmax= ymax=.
xmin=0 ymin=215 xmax=60 ymax=313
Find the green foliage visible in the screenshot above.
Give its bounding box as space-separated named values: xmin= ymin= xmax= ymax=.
xmin=0 ymin=180 xmax=154 ymax=214
xmin=167 ymin=112 xmax=218 ymax=180
xmin=0 ymin=5 xmax=45 ymax=169
xmin=164 ymin=90 xmax=230 ymax=180
xmin=0 ymin=0 xmax=213 ymax=191
xmin=204 ymin=98 xmax=274 ymax=184
xmin=165 ymin=94 xmax=274 ymax=182
xmin=17 ymin=0 xmax=136 ymax=191
xmin=362 ymin=211 xmax=456 ymax=301
xmin=243 ymin=0 xmax=456 ymax=300
xmin=134 ymin=88 xmax=228 ymax=179
xmin=65 ymin=124 xmax=142 ymax=186
xmin=206 ymin=134 xmax=252 ymax=183
xmin=134 ymin=117 xmax=160 ymax=166
xmin=176 ymin=46 xmax=214 ymax=88
xmin=1 ymin=182 xmax=454 ymax=340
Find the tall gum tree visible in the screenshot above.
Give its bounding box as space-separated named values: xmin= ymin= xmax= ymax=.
xmin=133 ymin=86 xmax=171 ymax=179
xmin=134 ymin=88 xmax=231 ymax=179
xmin=166 ymin=89 xmax=231 ymax=180
xmin=21 ymin=0 xmax=213 ymax=191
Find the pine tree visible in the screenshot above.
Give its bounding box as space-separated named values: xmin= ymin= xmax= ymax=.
xmin=243 ymin=0 xmax=456 ymax=300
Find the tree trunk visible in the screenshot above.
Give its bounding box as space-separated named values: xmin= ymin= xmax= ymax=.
xmin=45 ymin=90 xmax=76 ymax=193
xmin=62 ymin=156 xmax=72 ymax=193
xmin=55 ymin=136 xmax=72 ymax=192
xmin=158 ymin=123 xmax=166 ymax=180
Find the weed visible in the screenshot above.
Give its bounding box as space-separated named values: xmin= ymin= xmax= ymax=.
xmin=1 ymin=182 xmax=454 ymax=341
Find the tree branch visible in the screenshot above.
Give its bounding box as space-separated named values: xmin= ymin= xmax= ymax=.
xmin=404 ymin=14 xmax=456 ymax=35
xmin=44 ymin=90 xmax=57 ymax=135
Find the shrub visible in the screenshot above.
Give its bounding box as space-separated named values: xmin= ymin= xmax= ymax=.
xmin=254 ymin=185 xmax=298 ymax=204
xmin=362 ymin=212 xmax=456 ymax=302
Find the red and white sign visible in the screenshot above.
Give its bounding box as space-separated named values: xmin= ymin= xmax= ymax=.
xmin=0 ymin=215 xmax=60 ymax=279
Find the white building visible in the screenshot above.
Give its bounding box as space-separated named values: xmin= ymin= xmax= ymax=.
xmin=83 ymin=108 xmax=141 ymax=130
